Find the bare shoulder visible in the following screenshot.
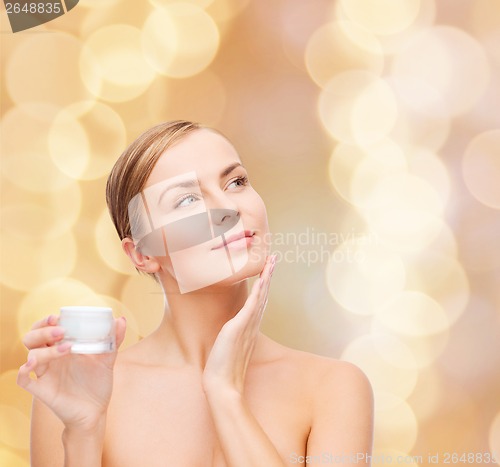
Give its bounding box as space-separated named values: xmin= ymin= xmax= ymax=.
xmin=261 ymin=337 xmax=374 ymax=452
xmin=259 ymin=334 xmax=373 ymax=404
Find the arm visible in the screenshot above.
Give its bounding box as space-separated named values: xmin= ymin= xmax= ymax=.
xmin=204 ymin=385 xmax=285 ymax=467
xmin=306 ymin=361 xmax=374 ymax=466
xmin=18 ymin=315 xmax=127 ymax=467
xmin=31 ymin=397 xmax=106 ymax=467
xmin=61 ymin=420 xmax=107 ymax=467
xmin=202 ymin=255 xmax=284 ymax=466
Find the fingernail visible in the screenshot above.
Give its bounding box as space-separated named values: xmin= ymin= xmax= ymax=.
xmin=47 ymin=315 xmax=55 ymax=325
xmin=57 ymin=342 xmax=72 ymax=353
xmin=120 ymin=316 xmax=127 ymax=323
xmin=270 ymin=262 xmax=276 ymax=275
xmin=26 ymin=358 xmax=34 ymax=368
xmin=51 ymin=327 xmax=64 ymax=338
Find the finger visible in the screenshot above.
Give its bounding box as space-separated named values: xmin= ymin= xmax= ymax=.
xmin=230 ymin=279 xmax=260 ymax=328
xmin=233 ymin=256 xmax=275 ymax=326
xmin=256 ymin=255 xmax=275 ymax=303
xmin=23 ymin=326 xmax=65 ymax=350
xmin=256 ymin=256 xmax=276 ymax=320
xmin=241 ymin=277 xmax=269 ymax=330
xmin=27 ymin=342 xmax=72 ymax=375
xmin=31 ymin=314 xmax=59 ymax=331
xmin=115 ymin=316 xmax=127 ymax=349
xmin=17 ymin=358 xmax=37 ymax=395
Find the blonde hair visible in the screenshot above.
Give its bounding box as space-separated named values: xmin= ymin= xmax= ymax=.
xmin=105 ymin=120 xmax=201 ymax=277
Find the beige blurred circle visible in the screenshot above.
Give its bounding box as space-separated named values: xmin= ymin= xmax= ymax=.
xmin=0 ymin=405 xmax=30 ymax=450
xmin=5 ymin=32 xmax=98 ymax=110
xmin=358 ymin=173 xmax=445 ymax=252
xmin=345 ymin=139 xmax=408 ymax=207
xmin=280 ymin=0 xmax=335 ymax=71
xmin=95 ymin=208 xmax=136 ymax=276
xmin=489 ymin=411 xmax=500 ymax=466
xmin=374 ymin=291 xmax=449 ymax=337
xmin=17 ymin=278 xmax=101 ymax=337
xmin=462 ymin=130 xmax=500 ymax=210
xmin=341 ymin=334 xmax=418 ymax=400
xmin=405 ymin=252 xmax=470 ymax=327
xmin=319 ymin=71 xmax=398 ymax=145
xmin=367 ymin=212 xmax=445 ymax=254
xmin=150 ymin=0 xmax=214 ymax=8
xmin=80 ymin=24 xmax=156 ymax=103
xmin=373 ymin=392 xmax=418 ymax=453
xmin=48 ymin=108 xmax=88 ymax=180
xmin=49 ymin=101 xmax=127 ymax=181
xmin=0 ymin=230 xmax=76 ymax=292
xmin=79 ymin=0 xmax=152 ymax=36
xmin=422 ymin=220 xmax=457 ymax=258
xmin=340 ymin=0 xmax=421 ymax=36
xmin=406 ymin=366 xmax=443 ymax=422
xmin=388 ymin=76 xmax=451 ymax=151
xmin=0 ymin=448 xmax=28 ymax=467
xmin=1 ymin=202 xmax=69 ymax=243
xmin=326 ymin=236 xmax=406 ymax=315
xmin=371 ymin=314 xmax=450 ymax=369
xmin=392 ymin=26 xmax=490 ymax=116
xmin=0 ymin=370 xmax=33 ymax=416
xmin=142 ymin=3 xmax=220 ymax=78
xmin=120 ymin=274 xmax=165 ymax=337
xmin=1 ymin=105 xmax=75 ymax=193
xmin=78 ymin=0 xmax=121 ymax=8
xmin=351 ymin=78 xmax=399 ymax=145
xmin=305 ymin=21 xmax=384 ymax=88
xmin=328 ymin=144 xmax=366 ymax=205
xmin=205 ymin=0 xmax=251 ymax=24
xmin=471 ymin=1 xmax=500 ymax=39
xmin=147 ymin=71 xmax=226 ymax=126
xmin=0 ymin=181 xmax=81 ymax=240
xmin=456 ymin=199 xmax=500 ymax=273
xmin=407 ymin=147 xmax=450 ymax=205
xmin=334 ymin=0 xmax=436 ymax=55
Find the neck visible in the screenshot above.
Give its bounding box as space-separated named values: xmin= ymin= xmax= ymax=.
xmin=149 ymin=277 xmax=249 ymax=369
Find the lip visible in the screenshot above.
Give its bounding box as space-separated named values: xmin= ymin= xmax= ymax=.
xmin=212 ymin=230 xmax=254 ymax=250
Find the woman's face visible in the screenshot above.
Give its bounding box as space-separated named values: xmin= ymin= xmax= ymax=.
xmin=129 ymin=128 xmax=270 ymax=293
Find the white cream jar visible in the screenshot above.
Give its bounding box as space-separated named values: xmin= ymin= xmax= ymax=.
xmin=59 ymin=306 xmax=115 ymax=354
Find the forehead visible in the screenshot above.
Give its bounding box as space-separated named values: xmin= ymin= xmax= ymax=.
xmin=146 ymin=128 xmax=241 ymax=187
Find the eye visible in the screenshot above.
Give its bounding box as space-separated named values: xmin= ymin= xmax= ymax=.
xmin=175 ymin=194 xmax=199 ymax=208
xmin=227 ymin=176 xmax=249 ymax=190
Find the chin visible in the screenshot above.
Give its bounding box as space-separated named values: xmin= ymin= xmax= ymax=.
xmin=231 ymin=250 xmax=269 ymax=283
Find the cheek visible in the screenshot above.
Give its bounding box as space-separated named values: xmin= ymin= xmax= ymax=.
xmin=246 ymin=190 xmax=269 ymax=230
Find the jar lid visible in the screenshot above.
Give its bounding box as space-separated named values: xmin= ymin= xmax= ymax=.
xmin=60 ymin=306 xmax=113 ymax=314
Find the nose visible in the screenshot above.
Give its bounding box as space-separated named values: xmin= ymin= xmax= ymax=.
xmin=210 ymin=209 xmax=240 ymax=237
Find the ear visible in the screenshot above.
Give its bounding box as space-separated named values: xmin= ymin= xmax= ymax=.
xmin=122 ymin=237 xmax=161 ymax=274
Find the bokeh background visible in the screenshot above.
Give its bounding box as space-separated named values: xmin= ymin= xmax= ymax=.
xmin=1 ymin=0 xmax=499 ymax=465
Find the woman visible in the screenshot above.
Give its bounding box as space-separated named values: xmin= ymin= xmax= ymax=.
xmin=18 ymin=121 xmax=374 ymax=466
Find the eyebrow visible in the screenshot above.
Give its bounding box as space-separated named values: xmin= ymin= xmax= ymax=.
xmin=221 ymin=162 xmax=243 ymax=178
xmin=156 ymin=163 xmax=244 ymax=206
